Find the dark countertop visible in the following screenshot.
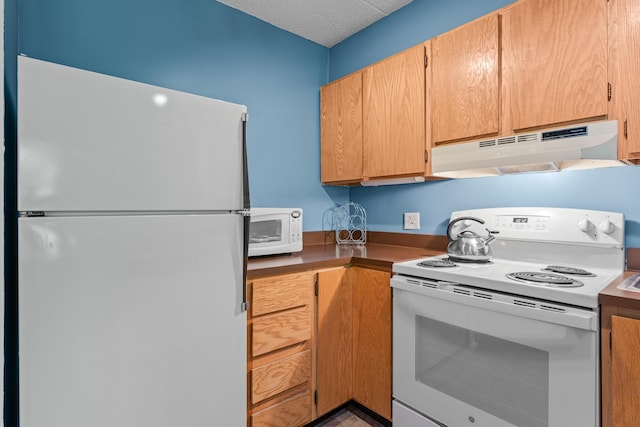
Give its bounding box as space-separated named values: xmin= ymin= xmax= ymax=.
xmin=249 ymin=236 xmax=640 ymax=313
xmin=247 ymin=243 xmax=442 ymax=279
xmin=600 ymin=271 xmax=640 ymax=310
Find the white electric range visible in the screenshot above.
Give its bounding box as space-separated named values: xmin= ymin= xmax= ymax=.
xmin=391 ymin=207 xmax=625 ymax=427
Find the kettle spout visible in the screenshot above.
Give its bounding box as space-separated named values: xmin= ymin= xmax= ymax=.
xmin=484 ymin=229 xmax=499 ymax=245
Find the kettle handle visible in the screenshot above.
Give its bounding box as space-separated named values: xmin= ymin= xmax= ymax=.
xmin=446 ymin=216 xmax=485 ymax=241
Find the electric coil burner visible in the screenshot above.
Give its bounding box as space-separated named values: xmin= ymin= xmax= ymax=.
xmin=506 ymin=271 xmax=584 ymax=287
xmin=542 ymin=265 xmax=595 ymax=276
xmin=417 ymin=258 xmax=457 ymax=268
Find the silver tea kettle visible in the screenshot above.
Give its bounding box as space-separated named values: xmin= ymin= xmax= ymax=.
xmin=446 ymin=216 xmax=498 ymax=262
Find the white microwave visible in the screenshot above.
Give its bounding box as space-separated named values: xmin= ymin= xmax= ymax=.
xmin=248 ymin=208 xmax=303 ymax=257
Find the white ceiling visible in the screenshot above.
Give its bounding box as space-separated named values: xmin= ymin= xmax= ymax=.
xmin=217 ymin=0 xmax=414 ymax=48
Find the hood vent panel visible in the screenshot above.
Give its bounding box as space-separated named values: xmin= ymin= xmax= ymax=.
xmin=432 ymin=120 xmax=623 ymax=178
xmin=497 ymin=136 xmax=516 ymax=145
xmin=478 ymin=139 xmax=496 ymax=148
xmin=517 ymin=133 xmax=538 ymax=143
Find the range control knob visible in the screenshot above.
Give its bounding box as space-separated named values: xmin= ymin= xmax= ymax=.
xmin=577 ymin=218 xmax=593 ymax=232
xmin=599 ymin=220 xmax=615 ymax=234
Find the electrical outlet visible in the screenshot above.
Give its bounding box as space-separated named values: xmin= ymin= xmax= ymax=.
xmin=404 ymin=212 xmax=420 ymax=230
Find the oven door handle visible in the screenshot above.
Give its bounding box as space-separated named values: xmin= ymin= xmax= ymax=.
xmin=391 ymin=277 xmax=597 ymax=331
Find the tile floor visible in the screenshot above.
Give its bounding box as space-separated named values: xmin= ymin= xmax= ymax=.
xmin=313 ymin=405 xmax=388 ymax=427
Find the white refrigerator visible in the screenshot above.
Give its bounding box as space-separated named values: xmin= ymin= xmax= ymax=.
xmin=17 ymin=56 xmax=249 ymax=427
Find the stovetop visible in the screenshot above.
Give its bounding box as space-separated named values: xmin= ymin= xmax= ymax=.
xmin=393 ymin=255 xmax=621 ymax=308
xmin=392 ymin=207 xmax=626 ymax=309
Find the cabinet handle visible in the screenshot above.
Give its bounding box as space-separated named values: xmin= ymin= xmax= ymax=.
xmin=624 ymin=119 xmax=628 ymax=139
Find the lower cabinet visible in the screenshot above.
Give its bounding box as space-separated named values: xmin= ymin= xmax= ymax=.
xmin=351 ymin=267 xmax=392 ymax=420
xmin=316 ymin=268 xmax=353 ymax=416
xmin=248 ymin=266 xmax=392 ymax=426
xmin=248 ymin=272 xmax=315 ymax=427
xmin=601 ymin=305 xmax=640 ymax=427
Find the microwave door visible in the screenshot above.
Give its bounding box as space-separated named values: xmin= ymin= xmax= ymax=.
xmin=249 ymin=217 xmax=286 ymax=245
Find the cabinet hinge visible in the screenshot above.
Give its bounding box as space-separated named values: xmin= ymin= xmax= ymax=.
xmin=624 ymin=119 xmax=628 ymax=139
xmin=314 ymin=275 xmax=318 ymax=296
xmin=314 ymin=390 xmax=318 ymax=405
xmin=608 ymin=83 xmax=612 ymax=101
xmin=424 ymin=54 xmax=428 ymax=68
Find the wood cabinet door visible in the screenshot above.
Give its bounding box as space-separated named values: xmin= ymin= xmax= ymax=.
xmin=611 ymin=315 xmax=640 ymax=426
xmin=608 ymin=0 xmax=640 ymax=161
xmin=431 ymin=13 xmax=500 ymax=144
xmin=502 ymin=0 xmax=607 ymax=132
xmin=321 ymin=73 xmax=363 ymax=183
xmin=351 ymin=267 xmax=392 ymax=421
xmin=363 ymin=44 xmax=426 ymax=179
xmin=315 ymin=268 xmax=353 ymax=417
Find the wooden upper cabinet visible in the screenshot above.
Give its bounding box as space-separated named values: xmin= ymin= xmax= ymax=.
xmin=502 ymin=0 xmax=608 ymax=133
xmin=608 ymin=0 xmax=640 ymax=162
xmin=430 ymin=13 xmax=500 ymax=144
xmin=320 ymin=73 xmax=363 ymax=183
xmin=363 ymin=44 xmax=426 ymax=180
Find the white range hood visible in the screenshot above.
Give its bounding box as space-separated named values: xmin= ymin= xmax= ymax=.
xmin=431 ymin=120 xmax=625 ymax=178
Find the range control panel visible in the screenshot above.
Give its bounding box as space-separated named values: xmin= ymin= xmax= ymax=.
xmin=449 ymin=207 xmax=624 ymax=248
xmin=493 ymin=215 xmax=550 ymax=232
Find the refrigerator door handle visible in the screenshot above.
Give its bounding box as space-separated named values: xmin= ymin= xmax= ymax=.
xmin=241 ymin=112 xmax=250 ymax=211
xmin=240 ymin=112 xmax=250 ymax=313
xmin=241 ymin=214 xmax=250 ymax=312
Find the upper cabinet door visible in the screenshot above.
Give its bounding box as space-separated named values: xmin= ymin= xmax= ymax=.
xmin=363 ymin=45 xmax=426 ymax=180
xmin=608 ymin=0 xmax=640 ymax=162
xmin=320 ymin=73 xmax=363 ymax=184
xmin=430 ymin=14 xmax=500 ymax=144
xmin=502 ymin=0 xmax=608 ymax=132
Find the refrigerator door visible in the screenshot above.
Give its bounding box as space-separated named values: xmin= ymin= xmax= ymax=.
xmin=19 ymin=214 xmax=246 ymax=427
xmin=18 ymin=56 xmax=246 ymax=212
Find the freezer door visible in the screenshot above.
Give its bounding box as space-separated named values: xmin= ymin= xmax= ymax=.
xmin=18 ymin=56 xmax=246 ymax=212
xmin=19 ymin=214 xmax=246 ymax=427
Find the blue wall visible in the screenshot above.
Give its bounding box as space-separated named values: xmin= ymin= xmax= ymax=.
xmin=325 ymin=0 xmax=640 ymax=249
xmin=15 ymin=0 xmax=349 ymax=230
xmin=350 ymin=167 xmax=640 ymax=248
xmin=10 ymin=0 xmax=640 ymax=248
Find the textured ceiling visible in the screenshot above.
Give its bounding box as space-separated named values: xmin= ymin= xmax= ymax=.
xmin=217 ymin=0 xmax=413 ymax=47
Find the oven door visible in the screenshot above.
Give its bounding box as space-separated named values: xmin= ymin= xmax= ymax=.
xmin=392 ymin=276 xmax=598 ymax=427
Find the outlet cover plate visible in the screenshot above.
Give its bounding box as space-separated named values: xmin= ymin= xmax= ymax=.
xmin=404 ymin=212 xmax=420 ymax=230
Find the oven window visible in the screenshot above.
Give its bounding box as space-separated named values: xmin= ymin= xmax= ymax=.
xmin=249 ymin=220 xmax=282 ymax=244
xmin=415 ymin=316 xmax=549 ymax=427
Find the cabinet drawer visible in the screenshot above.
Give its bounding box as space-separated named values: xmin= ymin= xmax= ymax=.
xmin=251 ymin=391 xmax=312 ymax=427
xmin=251 ymin=350 xmax=311 ymax=404
xmin=252 ymin=272 xmax=313 ymax=317
xmin=252 ymin=306 xmax=312 ymax=357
